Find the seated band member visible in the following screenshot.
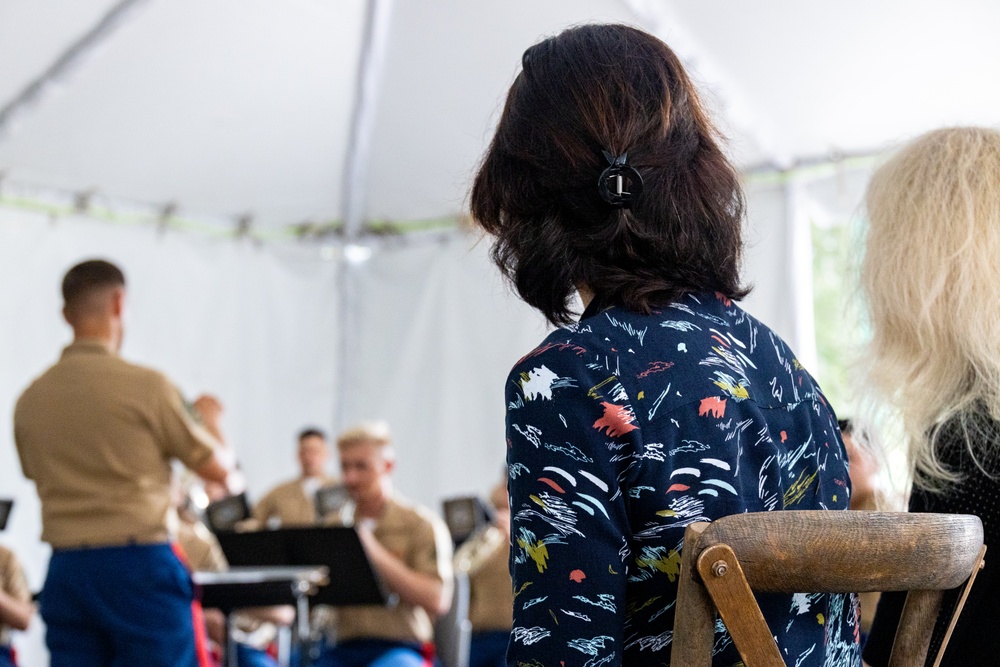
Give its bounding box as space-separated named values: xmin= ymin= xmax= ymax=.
xmin=0 ymin=545 xmax=32 ymax=667
xmin=453 ymin=481 xmax=513 ymax=667
xmin=13 ymin=259 xmax=231 ymax=667
xmin=317 ymin=422 xmax=453 ymax=667
xmin=252 ymin=428 xmax=338 ymax=527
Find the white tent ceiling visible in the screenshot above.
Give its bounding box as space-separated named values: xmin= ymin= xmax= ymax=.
xmin=1 ymin=0 xmax=998 ymax=234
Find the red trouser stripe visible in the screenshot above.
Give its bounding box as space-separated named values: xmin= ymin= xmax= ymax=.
xmin=171 ymin=541 xmax=213 ymax=667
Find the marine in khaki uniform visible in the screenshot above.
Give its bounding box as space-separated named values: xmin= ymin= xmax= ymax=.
xmin=453 ymin=481 xmax=513 ymax=667
xmin=319 ymin=422 xmax=453 ymax=667
xmin=0 ymin=545 xmax=32 ymax=667
xmin=252 ymin=428 xmax=338 ymax=527
xmin=13 ymin=259 xmax=231 ymax=667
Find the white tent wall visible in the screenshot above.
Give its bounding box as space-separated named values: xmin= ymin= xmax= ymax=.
xmin=339 ymin=234 xmax=550 ymax=509
xmin=0 ymin=206 xmax=340 ymax=664
xmin=741 ymin=178 xmax=819 ymax=370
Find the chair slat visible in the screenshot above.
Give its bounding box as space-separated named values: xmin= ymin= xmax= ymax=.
xmin=698 ymin=512 xmax=983 ymax=593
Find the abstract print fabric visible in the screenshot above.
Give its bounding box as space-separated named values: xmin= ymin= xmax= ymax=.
xmin=505 ymin=292 xmax=859 ymax=667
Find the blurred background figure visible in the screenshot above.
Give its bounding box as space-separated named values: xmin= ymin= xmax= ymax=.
xmin=190 ymin=395 xmax=246 ymax=505
xmin=858 ymin=127 xmax=1000 ymax=667
xmin=316 ymin=422 xmax=452 ymax=667
xmin=452 ymin=479 xmax=512 ymax=667
xmin=13 ymin=259 xmax=232 ymax=667
xmin=0 ymin=540 xmax=33 ymax=667
xmin=839 ymin=418 xmax=881 ymax=513
xmin=252 ymin=428 xmax=339 ymax=528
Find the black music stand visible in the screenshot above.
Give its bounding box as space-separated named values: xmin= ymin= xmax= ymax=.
xmin=0 ymin=499 xmax=12 ymax=531
xmin=216 ymin=526 xmax=387 ymax=607
xmin=204 ymin=493 xmax=252 ymax=533
xmin=442 ymin=496 xmax=493 ymax=547
xmin=314 ymin=485 xmax=351 ymax=521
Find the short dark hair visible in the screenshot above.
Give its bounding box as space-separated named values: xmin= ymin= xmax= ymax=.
xmin=298 ymin=428 xmax=328 ymax=443
xmin=62 ymin=260 xmax=126 ymax=308
xmin=470 ymin=24 xmax=749 ymax=325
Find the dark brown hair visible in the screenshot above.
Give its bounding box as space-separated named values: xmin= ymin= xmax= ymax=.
xmin=61 ymin=259 xmax=125 ymax=309
xmin=298 ymin=427 xmax=328 ymax=443
xmin=470 ymin=24 xmax=749 ymax=325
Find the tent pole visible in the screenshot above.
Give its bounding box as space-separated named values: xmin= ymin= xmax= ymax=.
xmin=0 ymin=0 xmax=150 ymax=140
xmin=333 ymin=0 xmax=395 ymax=433
xmin=340 ymin=0 xmax=394 ymax=240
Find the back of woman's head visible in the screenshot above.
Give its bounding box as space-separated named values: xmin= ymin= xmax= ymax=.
xmin=861 ymin=126 xmax=1000 ymax=486
xmin=471 ymin=24 xmax=747 ymax=325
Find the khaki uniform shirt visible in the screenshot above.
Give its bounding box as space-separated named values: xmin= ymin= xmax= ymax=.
xmin=333 ymin=494 xmax=453 ymax=645
xmin=14 ymin=340 xmax=217 ymax=549
xmin=454 ymin=525 xmax=513 ymax=633
xmin=251 ymin=476 xmax=338 ymax=527
xmin=0 ymin=545 xmax=31 ymax=646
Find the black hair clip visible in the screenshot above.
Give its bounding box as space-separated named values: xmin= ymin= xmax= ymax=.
xmin=597 ymin=150 xmax=643 ymax=209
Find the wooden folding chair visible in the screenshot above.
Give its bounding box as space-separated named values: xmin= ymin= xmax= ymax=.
xmin=672 ymin=511 xmax=985 ymax=667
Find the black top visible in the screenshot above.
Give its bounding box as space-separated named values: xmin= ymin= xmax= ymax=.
xmin=863 ymin=410 xmax=1000 ymax=667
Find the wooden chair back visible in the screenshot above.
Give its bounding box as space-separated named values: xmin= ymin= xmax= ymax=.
xmin=672 ymin=511 xmax=985 ymax=667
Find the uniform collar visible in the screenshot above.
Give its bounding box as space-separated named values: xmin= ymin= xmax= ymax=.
xmin=61 ymin=338 xmax=116 ymax=357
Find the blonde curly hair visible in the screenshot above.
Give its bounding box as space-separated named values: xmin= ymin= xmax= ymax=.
xmin=860 ymin=126 xmax=1000 ymax=489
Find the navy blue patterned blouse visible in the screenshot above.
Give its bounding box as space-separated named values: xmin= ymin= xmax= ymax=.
xmin=505 ymin=292 xmax=859 ymax=666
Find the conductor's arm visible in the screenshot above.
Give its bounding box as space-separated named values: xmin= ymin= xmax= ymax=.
xmin=155 ymin=377 xmax=231 ymax=486
xmin=193 ymin=455 xmax=229 ymax=485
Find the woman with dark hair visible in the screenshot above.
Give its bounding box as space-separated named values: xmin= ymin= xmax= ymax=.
xmin=471 ymin=24 xmax=858 ymax=666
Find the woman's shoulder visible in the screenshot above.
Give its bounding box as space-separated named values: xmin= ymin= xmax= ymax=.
xmin=507 ymin=292 xmax=827 ymax=418
xmin=509 ymin=292 xmax=741 ymax=371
